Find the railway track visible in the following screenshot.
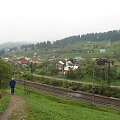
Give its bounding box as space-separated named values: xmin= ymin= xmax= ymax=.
xmin=17 ymin=80 xmax=120 ymax=109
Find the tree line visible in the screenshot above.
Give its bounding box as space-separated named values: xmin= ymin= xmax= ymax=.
xmin=20 ymin=29 xmax=120 ymax=50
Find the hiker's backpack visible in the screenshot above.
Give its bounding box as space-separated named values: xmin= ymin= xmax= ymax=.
xmin=10 ymin=80 xmax=16 ymax=87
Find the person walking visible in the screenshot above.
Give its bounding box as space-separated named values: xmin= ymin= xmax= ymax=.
xmin=10 ymin=78 xmax=16 ymax=95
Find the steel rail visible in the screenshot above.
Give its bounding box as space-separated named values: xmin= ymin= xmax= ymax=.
xmin=17 ymin=80 xmax=120 ymax=109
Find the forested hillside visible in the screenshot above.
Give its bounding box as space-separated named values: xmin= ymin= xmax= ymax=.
xmin=21 ymin=30 xmax=120 ymax=49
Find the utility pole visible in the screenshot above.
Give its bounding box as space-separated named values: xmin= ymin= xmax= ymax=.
xmin=92 ymin=64 xmax=95 ymax=104
xmin=30 ymin=62 xmax=33 ymax=80
xmin=92 ymin=69 xmax=95 ymax=104
xmin=14 ymin=63 xmax=17 ymax=78
xmin=108 ymin=61 xmax=110 ymax=86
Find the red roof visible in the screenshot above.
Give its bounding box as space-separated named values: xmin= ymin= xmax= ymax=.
xmin=18 ymin=58 xmax=28 ymax=64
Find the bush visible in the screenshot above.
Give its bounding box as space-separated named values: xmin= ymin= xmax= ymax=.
xmin=80 ymin=84 xmax=90 ymax=92
xmin=28 ymin=75 xmax=120 ymax=99
xmin=23 ymin=73 xmax=33 ymax=81
xmin=49 ymin=79 xmax=62 ymax=87
xmin=62 ymin=81 xmax=70 ymax=88
xmin=0 ymin=90 xmax=6 ymax=99
xmin=68 ymin=82 xmax=81 ymax=91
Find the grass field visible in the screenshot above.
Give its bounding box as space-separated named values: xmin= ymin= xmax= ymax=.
xmin=16 ymin=86 xmax=120 ymax=120
xmin=0 ymin=94 xmax=10 ymax=115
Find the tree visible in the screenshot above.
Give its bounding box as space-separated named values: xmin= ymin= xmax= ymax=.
xmin=66 ymin=69 xmax=76 ymax=79
xmin=0 ymin=49 xmax=5 ymax=56
xmin=0 ymin=59 xmax=12 ymax=84
xmin=75 ymin=67 xmax=84 ymax=79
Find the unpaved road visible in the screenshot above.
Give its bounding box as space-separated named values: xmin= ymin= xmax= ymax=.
xmin=0 ymin=95 xmax=25 ymax=120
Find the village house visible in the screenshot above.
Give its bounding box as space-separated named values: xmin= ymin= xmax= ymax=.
xmin=29 ymin=58 xmax=41 ymax=65
xmin=100 ymin=49 xmax=105 ymax=53
xmin=57 ymin=59 xmax=79 ymax=75
xmin=17 ymin=57 xmax=30 ymax=64
xmin=64 ymin=64 xmax=79 ymax=75
xmin=56 ymin=61 xmax=65 ymax=71
xmin=95 ymin=58 xmax=108 ymax=66
xmin=114 ymin=63 xmax=120 ymax=68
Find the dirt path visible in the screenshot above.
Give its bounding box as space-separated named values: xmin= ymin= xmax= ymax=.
xmin=0 ymin=95 xmax=26 ymax=120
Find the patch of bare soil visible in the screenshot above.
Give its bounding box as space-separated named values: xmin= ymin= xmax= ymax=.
xmin=0 ymin=95 xmax=26 ymax=120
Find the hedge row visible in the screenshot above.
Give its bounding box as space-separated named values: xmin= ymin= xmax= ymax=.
xmin=0 ymin=90 xmax=6 ymax=99
xmin=25 ymin=74 xmax=120 ymax=99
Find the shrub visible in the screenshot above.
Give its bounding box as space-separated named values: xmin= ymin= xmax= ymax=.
xmin=27 ymin=75 xmax=120 ymax=99
xmin=68 ymin=82 xmax=81 ymax=91
xmin=62 ymin=81 xmax=70 ymax=88
xmin=49 ymin=79 xmax=62 ymax=87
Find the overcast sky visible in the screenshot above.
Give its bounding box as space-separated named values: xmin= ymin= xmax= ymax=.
xmin=0 ymin=0 xmax=120 ymax=44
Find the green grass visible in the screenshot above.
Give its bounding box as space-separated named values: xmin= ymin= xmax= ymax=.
xmin=10 ymin=40 xmax=120 ymax=59
xmin=16 ymin=86 xmax=120 ymax=120
xmin=0 ymin=94 xmax=10 ymax=115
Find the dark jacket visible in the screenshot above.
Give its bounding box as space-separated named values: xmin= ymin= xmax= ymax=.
xmin=10 ymin=80 xmax=16 ymax=88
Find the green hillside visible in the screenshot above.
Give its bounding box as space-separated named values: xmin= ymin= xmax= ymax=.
xmin=9 ymin=40 xmax=120 ymax=60
xmin=13 ymin=87 xmax=120 ymax=120
xmin=5 ymin=29 xmax=120 ymax=59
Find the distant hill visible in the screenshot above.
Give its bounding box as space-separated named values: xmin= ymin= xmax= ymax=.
xmin=20 ymin=29 xmax=120 ymax=50
xmin=0 ymin=42 xmax=32 ymax=50
xmin=6 ymin=29 xmax=120 ymax=59
xmin=53 ymin=30 xmax=120 ymax=47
